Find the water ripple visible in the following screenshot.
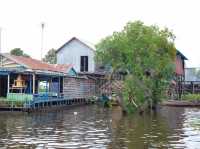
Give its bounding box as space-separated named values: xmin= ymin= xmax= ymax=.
xmin=0 ymin=105 xmax=200 ymax=148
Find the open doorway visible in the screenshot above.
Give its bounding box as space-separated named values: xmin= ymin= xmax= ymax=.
xmin=0 ymin=75 xmax=8 ymax=97
xmin=80 ymin=56 xmax=88 ymax=72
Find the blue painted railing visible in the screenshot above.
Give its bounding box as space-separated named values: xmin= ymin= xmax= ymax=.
xmin=23 ymin=93 xmax=64 ymax=108
xmin=33 ymin=93 xmax=63 ymax=102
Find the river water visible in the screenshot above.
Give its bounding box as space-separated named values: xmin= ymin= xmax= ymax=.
xmin=0 ymin=105 xmax=200 ymax=149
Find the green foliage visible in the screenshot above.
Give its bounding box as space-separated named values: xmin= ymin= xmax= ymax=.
xmin=183 ymin=94 xmax=200 ymax=101
xmin=43 ymin=48 xmax=57 ymax=64
xmin=10 ymin=48 xmax=30 ymax=57
xmin=96 ymin=21 xmax=176 ymax=112
xmin=104 ymin=100 xmax=112 ymax=108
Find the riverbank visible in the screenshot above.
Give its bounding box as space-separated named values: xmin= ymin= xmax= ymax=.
xmin=161 ymin=100 xmax=200 ymax=107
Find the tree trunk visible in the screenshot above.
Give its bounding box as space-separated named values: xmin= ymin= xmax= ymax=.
xmin=116 ymin=93 xmax=128 ymax=114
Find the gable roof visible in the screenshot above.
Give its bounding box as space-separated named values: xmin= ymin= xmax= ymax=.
xmin=176 ymin=50 xmax=188 ymax=60
xmin=56 ymin=37 xmax=96 ymax=53
xmin=0 ymin=53 xmax=74 ymax=74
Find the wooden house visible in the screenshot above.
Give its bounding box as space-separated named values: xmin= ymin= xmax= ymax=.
xmin=175 ymin=50 xmax=188 ymax=80
xmin=0 ymin=53 xmax=96 ymax=110
xmin=56 ymin=37 xmax=96 ymax=73
xmin=172 ymin=50 xmax=187 ymax=99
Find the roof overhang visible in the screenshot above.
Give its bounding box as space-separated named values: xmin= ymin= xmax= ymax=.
xmin=56 ymin=37 xmax=96 ymax=53
xmin=176 ymin=50 xmax=188 ymax=60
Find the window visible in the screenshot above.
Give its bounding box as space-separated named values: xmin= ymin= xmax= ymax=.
xmin=80 ymin=56 xmax=88 ymax=72
xmin=38 ymin=81 xmax=49 ymax=94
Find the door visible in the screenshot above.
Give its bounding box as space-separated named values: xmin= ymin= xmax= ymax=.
xmin=0 ymin=75 xmax=8 ymax=97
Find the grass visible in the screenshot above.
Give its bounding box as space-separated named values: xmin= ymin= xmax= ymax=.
xmin=182 ymin=94 xmax=200 ymax=101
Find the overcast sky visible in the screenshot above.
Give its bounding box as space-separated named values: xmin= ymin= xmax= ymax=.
xmin=0 ymin=0 xmax=199 ymax=67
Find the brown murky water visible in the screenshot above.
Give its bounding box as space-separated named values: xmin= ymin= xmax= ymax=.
xmin=0 ymin=105 xmax=200 ymax=149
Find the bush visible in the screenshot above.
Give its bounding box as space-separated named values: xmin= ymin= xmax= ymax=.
xmin=95 ymin=21 xmax=176 ymax=113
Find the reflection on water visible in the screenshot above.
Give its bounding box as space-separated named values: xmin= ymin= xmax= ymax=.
xmin=0 ymin=105 xmax=200 ymax=149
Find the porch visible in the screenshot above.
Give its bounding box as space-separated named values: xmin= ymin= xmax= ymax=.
xmin=0 ymin=71 xmax=64 ymax=108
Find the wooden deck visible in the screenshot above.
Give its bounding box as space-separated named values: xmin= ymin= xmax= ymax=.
xmin=0 ymin=97 xmax=96 ymax=112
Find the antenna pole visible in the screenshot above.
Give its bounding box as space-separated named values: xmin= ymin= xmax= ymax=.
xmin=41 ymin=23 xmax=45 ymax=60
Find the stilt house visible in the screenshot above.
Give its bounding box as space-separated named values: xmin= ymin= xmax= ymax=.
xmin=0 ymin=53 xmax=96 ymax=109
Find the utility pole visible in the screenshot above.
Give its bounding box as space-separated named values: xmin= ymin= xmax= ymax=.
xmin=41 ymin=22 xmax=45 ymax=60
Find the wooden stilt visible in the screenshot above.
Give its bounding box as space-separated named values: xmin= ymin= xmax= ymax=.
xmin=33 ymin=74 xmax=35 ymax=94
xmin=7 ymin=74 xmax=10 ymax=94
xmin=192 ymin=82 xmax=194 ymax=93
xmin=58 ymin=76 xmax=61 ymax=97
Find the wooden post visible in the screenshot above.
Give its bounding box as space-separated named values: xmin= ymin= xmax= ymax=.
xmin=63 ymin=76 xmax=64 ymax=93
xmin=58 ymin=76 xmax=61 ymax=96
xmin=50 ymin=77 xmax=52 ymax=92
xmin=192 ymin=82 xmax=194 ymax=94
xmin=7 ymin=74 xmax=10 ymax=93
xmin=33 ymin=73 xmax=35 ymax=94
xmin=30 ymin=75 xmax=32 ymax=94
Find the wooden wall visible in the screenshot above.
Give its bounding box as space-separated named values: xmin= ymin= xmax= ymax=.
xmin=63 ymin=77 xmax=96 ymax=99
xmin=57 ymin=39 xmax=95 ymax=73
xmin=175 ymin=55 xmax=185 ymax=76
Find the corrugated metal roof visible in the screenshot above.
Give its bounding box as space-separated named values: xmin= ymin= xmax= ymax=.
xmin=0 ymin=53 xmax=74 ymax=74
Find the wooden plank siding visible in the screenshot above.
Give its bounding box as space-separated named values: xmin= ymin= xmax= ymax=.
xmin=175 ymin=55 xmax=185 ymax=76
xmin=63 ymin=77 xmax=96 ymax=99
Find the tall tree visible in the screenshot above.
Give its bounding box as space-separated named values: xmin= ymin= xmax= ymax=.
xmin=96 ymin=21 xmax=176 ymax=113
xmin=10 ymin=48 xmax=30 ymax=57
xmin=43 ymin=48 xmax=57 ymax=64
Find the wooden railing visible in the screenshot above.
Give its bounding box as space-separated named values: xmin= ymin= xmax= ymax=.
xmin=182 ymin=81 xmax=200 ymax=94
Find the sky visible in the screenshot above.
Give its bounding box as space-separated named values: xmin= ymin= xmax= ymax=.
xmin=0 ymin=0 xmax=199 ymax=67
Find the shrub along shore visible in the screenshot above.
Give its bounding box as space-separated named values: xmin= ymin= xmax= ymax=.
xmin=162 ymin=94 xmax=200 ymax=107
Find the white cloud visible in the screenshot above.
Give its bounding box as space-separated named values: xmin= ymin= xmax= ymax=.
xmin=0 ymin=0 xmax=199 ymax=67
